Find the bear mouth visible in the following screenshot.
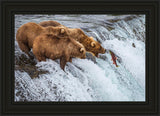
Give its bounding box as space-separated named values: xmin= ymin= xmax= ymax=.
xmin=95 ymin=53 xmax=99 ymax=57
xmin=102 ymin=50 xmax=106 ymax=54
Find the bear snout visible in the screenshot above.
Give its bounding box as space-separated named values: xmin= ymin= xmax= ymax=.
xmin=82 ymin=55 xmax=86 ymax=59
xmin=81 ymin=54 xmax=86 ymax=59
xmin=101 ymin=48 xmax=106 ymax=54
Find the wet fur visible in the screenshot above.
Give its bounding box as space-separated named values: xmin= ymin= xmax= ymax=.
xmin=39 ymin=20 xmax=106 ymax=57
xmin=39 ymin=20 xmax=61 ymax=27
xmin=33 ymin=34 xmax=86 ymax=70
xmin=16 ymin=22 xmax=68 ymax=58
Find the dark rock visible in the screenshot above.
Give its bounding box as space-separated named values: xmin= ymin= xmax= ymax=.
xmin=132 ymin=43 xmax=136 ymax=48
xmin=86 ymin=52 xmax=96 ymax=63
xmin=107 ymin=26 xmax=115 ymax=31
xmin=108 ymin=15 xmax=138 ymax=23
xmin=15 ymin=54 xmax=36 ymax=66
xmin=98 ymin=54 xmax=108 ymax=61
xmin=15 ymin=64 xmax=48 ymax=79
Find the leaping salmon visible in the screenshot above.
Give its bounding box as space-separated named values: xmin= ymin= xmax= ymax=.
xmin=109 ymin=50 xmax=119 ymax=67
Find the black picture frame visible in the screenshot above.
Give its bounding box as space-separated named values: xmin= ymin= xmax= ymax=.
xmin=0 ymin=0 xmax=159 ymax=115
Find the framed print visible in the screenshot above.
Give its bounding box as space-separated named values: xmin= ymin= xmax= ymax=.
xmin=0 ymin=0 xmax=159 ymax=115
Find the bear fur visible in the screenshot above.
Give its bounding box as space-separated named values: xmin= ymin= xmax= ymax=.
xmin=66 ymin=28 xmax=106 ymax=57
xmin=33 ymin=34 xmax=86 ymax=70
xmin=39 ymin=20 xmax=62 ymax=27
xmin=39 ymin=20 xmax=106 ymax=57
xmin=16 ymin=22 xmax=68 ymax=58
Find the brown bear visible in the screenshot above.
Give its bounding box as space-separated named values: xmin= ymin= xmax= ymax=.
xmin=66 ymin=28 xmax=106 ymax=57
xmin=39 ymin=20 xmax=106 ymax=57
xmin=39 ymin=20 xmax=62 ymax=27
xmin=16 ymin=22 xmax=67 ymax=58
xmin=32 ymin=34 xmax=86 ymax=70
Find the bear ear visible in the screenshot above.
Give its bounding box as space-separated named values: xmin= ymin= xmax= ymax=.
xmin=90 ymin=36 xmax=94 ymax=39
xmin=60 ymin=28 xmax=65 ymax=34
xmin=91 ymin=42 xmax=96 ymax=47
xmin=80 ymin=48 xmax=85 ymax=53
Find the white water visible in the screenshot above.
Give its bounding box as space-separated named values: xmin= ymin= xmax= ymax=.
xmin=14 ymin=14 xmax=145 ymax=101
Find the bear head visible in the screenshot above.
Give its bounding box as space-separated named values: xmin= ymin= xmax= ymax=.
xmin=69 ymin=28 xmax=106 ymax=57
xmin=68 ymin=38 xmax=86 ymax=59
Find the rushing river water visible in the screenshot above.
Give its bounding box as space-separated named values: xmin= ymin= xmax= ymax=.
xmin=14 ymin=14 xmax=145 ymax=101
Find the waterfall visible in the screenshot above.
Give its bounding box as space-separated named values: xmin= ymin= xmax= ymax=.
xmin=14 ymin=14 xmax=145 ymax=101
